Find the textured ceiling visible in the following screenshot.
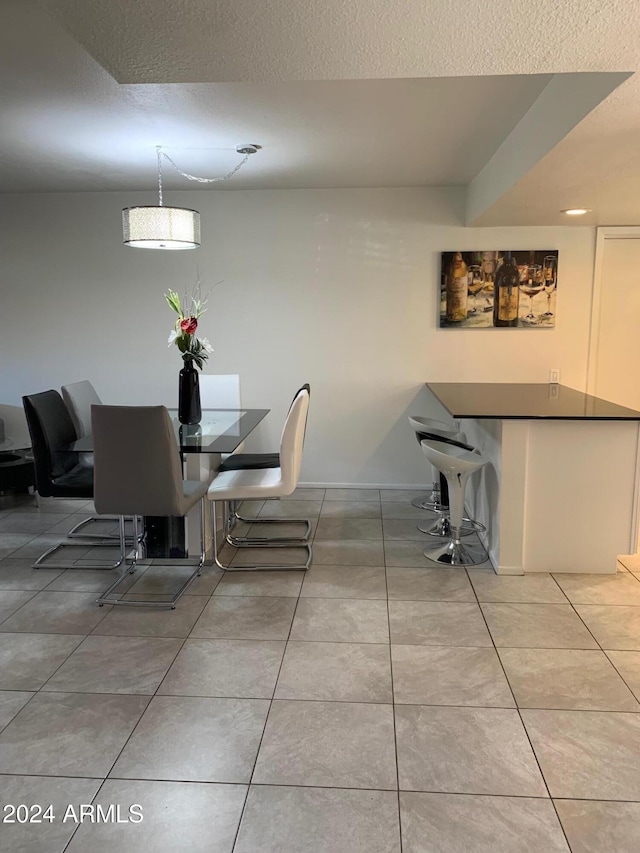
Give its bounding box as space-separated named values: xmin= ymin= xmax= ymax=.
xmin=0 ymin=2 xmax=553 ymax=192
xmin=38 ymin=0 xmax=640 ymax=84
xmin=2 ymin=0 xmax=639 ymax=224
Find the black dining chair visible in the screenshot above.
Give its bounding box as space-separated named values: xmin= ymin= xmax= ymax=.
xmin=22 ymin=390 xmax=126 ymax=570
xmin=61 ymin=379 xmax=140 ymax=545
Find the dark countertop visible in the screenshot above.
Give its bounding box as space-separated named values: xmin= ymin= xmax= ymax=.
xmin=426 ymin=383 xmax=640 ymax=420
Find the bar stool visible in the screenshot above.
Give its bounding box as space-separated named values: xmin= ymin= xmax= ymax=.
xmin=408 ymin=416 xmax=484 ymax=538
xmin=421 ymin=438 xmax=489 ymax=566
xmin=407 ymin=416 xmax=458 ymax=511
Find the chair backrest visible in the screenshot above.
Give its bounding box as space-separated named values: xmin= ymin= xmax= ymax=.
xmin=288 ymin=383 xmax=310 ymax=446
xmin=278 ymin=386 xmax=310 ymax=493
xmin=22 ymin=390 xmax=79 ymax=496
xmin=198 ymin=374 xmax=241 ymax=409
xmin=0 ymin=404 xmax=31 ymax=450
xmin=61 ymin=381 xmax=102 ymax=438
xmin=91 ymin=405 xmax=187 ymax=517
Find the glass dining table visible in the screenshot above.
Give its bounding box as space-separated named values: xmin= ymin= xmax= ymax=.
xmin=69 ymin=407 xmax=270 ymax=561
xmin=70 ymin=408 xmax=270 ymax=456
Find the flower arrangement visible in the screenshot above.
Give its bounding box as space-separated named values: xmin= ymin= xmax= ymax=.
xmin=165 ymin=282 xmax=214 ymax=370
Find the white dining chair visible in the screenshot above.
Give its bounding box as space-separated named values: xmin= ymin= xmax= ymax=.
xmin=198 ymin=374 xmax=242 ymax=409
xmin=61 ymin=380 xmax=101 ymax=445
xmin=199 ymin=373 xmax=246 ymax=459
xmin=207 ymin=386 xmax=311 ymax=571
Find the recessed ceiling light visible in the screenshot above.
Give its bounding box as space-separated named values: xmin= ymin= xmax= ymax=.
xmin=561 ymin=208 xmax=591 ymax=216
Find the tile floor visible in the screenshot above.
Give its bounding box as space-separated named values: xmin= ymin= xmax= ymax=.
xmin=0 ymin=489 xmax=639 ymax=851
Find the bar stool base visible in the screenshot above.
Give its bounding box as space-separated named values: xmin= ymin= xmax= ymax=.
xmin=411 ymin=491 xmax=438 ymax=509
xmin=424 ymin=538 xmax=488 ymax=567
xmin=418 ymin=516 xmax=486 ymax=538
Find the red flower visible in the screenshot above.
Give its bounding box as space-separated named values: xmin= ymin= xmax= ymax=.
xmin=180 ymin=316 xmax=198 ymax=335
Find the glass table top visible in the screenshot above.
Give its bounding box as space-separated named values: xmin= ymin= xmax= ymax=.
xmin=426 ymin=383 xmax=640 ymax=420
xmin=69 ymin=408 xmax=270 ymax=454
xmin=0 ymin=438 xmax=31 ymax=453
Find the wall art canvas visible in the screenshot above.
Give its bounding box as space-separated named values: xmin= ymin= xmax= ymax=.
xmin=439 ymin=250 xmax=559 ymax=329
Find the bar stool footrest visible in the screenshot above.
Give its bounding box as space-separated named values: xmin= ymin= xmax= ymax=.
xmin=418 ymin=516 xmax=486 ymax=538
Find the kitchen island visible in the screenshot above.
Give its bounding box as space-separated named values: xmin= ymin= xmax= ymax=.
xmin=426 ymin=382 xmax=640 ymax=574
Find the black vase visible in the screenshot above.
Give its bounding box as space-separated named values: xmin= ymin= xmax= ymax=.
xmin=178 ymin=359 xmax=202 ymax=425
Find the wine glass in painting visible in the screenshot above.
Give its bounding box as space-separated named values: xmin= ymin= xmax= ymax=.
xmin=467 ymin=265 xmax=484 ymax=313
xmin=542 ymin=255 xmax=557 ymax=320
xmin=480 ymin=251 xmax=496 ymax=311
xmin=519 ymin=264 xmax=545 ymax=324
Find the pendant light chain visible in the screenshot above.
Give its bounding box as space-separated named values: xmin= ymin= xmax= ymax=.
xmin=157 ymin=147 xmax=251 ymax=186
xmin=157 ymin=146 xmax=164 ymax=206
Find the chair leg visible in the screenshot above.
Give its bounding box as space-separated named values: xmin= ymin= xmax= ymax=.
xmin=67 ymin=514 xmax=144 ymax=543
xmin=32 ymin=511 xmax=131 ymax=571
xmin=226 ymin=513 xmax=311 ymax=547
xmin=212 ymin=500 xmax=312 ymax=571
xmin=96 ymin=506 xmax=205 ymax=609
xmin=228 ymin=500 xmax=311 ymax=546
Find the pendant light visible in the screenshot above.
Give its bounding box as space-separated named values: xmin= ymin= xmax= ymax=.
xmin=123 ymin=144 xmax=260 ymax=250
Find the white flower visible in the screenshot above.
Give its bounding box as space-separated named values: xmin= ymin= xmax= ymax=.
xmin=201 ymin=337 xmax=214 ymax=354
xmin=167 ymin=329 xmax=178 ymax=346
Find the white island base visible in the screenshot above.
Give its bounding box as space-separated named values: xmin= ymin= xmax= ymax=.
xmin=460 ymin=417 xmax=640 ymax=575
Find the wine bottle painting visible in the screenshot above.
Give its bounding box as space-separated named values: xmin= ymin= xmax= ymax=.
xmin=439 ymin=250 xmax=559 ymax=329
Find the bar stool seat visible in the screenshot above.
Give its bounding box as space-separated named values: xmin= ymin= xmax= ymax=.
xmin=421 ymin=438 xmax=489 ymax=567
xmin=407 ymin=416 xmax=458 ymax=511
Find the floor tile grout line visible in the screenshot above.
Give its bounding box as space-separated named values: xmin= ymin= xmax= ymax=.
xmin=230 ymin=539 xmax=306 ymax=852
xmin=0 ymin=769 xmax=560 ymax=797
xmin=0 ymin=508 xmax=81 ymax=540
xmin=542 ymin=573 xmax=571 ymax=603
xmin=511 ymin=708 xmax=573 ymax=851
xmin=601 ymin=649 xmax=640 ymax=704
xmin=16 ymin=584 xmax=640 ymax=607
xmin=564 ymin=593 xmax=627 ymax=653
xmin=468 ymin=567 xmax=574 ymax=850
xmin=6 ymin=631 xmax=640 ymax=652
xmin=5 ymin=691 xmax=638 ymax=715
xmin=385 ymin=549 xmax=404 ymax=851
xmin=5 ymin=768 xmax=640 ymax=802
xmin=0 ymin=690 xmax=41 ymax=738
xmin=59 ymin=574 xmax=227 ymax=853
xmin=61 ymin=777 xmax=107 ymax=852
xmin=601 ymin=648 xmax=640 ymax=703
xmin=0 ymin=589 xmax=41 ymax=628
xmin=554 ymin=569 xmax=640 ymax=590
xmin=581 ymin=597 xmax=640 ymax=608
xmin=1 ymin=529 xmax=42 ymax=560
xmin=29 ymin=635 xmax=91 ymax=696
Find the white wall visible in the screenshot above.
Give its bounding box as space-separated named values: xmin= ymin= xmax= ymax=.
xmin=0 ymin=188 xmax=595 ymax=485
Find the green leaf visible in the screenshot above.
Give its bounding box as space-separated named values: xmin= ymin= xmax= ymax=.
xmin=165 ymin=290 xmax=182 ymax=315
